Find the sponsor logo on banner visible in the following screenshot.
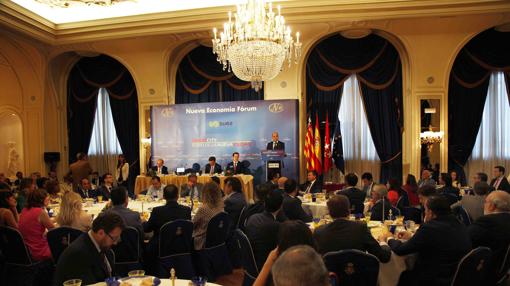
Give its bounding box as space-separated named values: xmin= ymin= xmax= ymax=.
xmin=208 ymin=121 xmax=233 ymax=128
xmin=269 ymin=103 xmax=284 ymax=113
xmin=161 ymin=107 xmax=175 ymax=118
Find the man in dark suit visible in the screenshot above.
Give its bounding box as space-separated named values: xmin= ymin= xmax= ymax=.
xmin=76 ymin=178 xmax=99 ymax=199
xmin=226 ymin=152 xmax=247 ymax=175
xmin=224 ymin=177 xmax=247 ymax=228
xmin=108 ymin=186 xmax=144 ymax=236
xmin=68 ymin=152 xmax=93 ymax=191
xmin=266 ymin=131 xmax=285 ymax=151
xmin=53 ymin=212 xmax=125 ymax=286
xmin=143 ymin=184 xmax=192 ymax=274
xmin=282 ymin=179 xmax=312 ymax=222
xmin=380 ymin=195 xmax=472 ymax=286
xmin=336 ymin=173 xmax=366 ymax=214
xmin=96 ymin=173 xmax=114 ymax=200
xmin=300 ymin=170 xmax=322 ymax=194
xmin=204 ymin=156 xmax=222 ymax=175
xmin=468 ymin=191 xmax=510 ymax=284
xmin=180 ymin=174 xmax=203 ymax=200
xmin=314 ymin=195 xmax=391 ymax=262
xmin=490 ymin=166 xmax=510 ymax=193
xmin=245 ymin=190 xmax=283 ymax=270
xmin=151 ymin=159 xmax=169 ymax=175
xmin=368 ymin=184 xmax=393 ymax=221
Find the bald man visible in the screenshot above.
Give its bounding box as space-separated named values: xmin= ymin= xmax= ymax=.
xmin=266 ymin=131 xmax=285 ymax=151
xmin=468 ymin=191 xmax=510 ymax=284
xmin=418 ymin=169 xmax=436 ymax=188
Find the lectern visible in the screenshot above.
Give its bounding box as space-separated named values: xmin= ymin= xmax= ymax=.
xmin=261 ymin=150 xmax=285 ymax=181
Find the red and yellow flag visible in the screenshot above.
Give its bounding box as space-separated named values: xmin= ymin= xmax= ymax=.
xmin=304 ymin=117 xmax=314 ymax=171
xmin=314 ymin=113 xmax=322 ymax=175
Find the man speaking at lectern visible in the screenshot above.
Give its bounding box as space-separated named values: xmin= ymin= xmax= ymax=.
xmin=266 ymin=131 xmax=285 ymax=151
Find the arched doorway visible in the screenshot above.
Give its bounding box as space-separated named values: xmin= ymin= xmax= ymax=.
xmin=0 ymin=111 xmax=24 ymax=178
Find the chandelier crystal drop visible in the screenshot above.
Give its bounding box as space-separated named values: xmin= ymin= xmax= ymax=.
xmin=211 ymin=0 xmax=302 ymax=91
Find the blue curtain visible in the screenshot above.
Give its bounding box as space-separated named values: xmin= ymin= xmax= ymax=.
xmin=175 ymin=45 xmax=263 ymax=103
xmin=306 ymin=34 xmax=403 ymax=182
xmin=67 ymin=55 xmax=139 ymax=193
xmin=448 ymin=28 xmax=510 ymax=185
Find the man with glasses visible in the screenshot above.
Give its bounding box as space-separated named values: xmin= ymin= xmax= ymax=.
xmin=54 ymin=212 xmax=125 ymax=285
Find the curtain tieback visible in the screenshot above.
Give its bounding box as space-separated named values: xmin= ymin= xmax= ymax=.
xmin=381 ymin=152 xmax=401 ymax=164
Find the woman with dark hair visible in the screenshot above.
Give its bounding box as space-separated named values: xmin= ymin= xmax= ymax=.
xmin=438 ymin=173 xmax=460 ymax=205
xmin=0 ymin=190 xmax=19 ymax=228
xmin=44 ymin=180 xmax=61 ymax=204
xmin=253 ymin=220 xmax=316 ymax=286
xmin=402 ymin=174 xmax=420 ymax=207
xmin=115 ymin=154 xmax=129 ymax=188
xmin=16 ymin=177 xmax=35 ymax=213
xmin=450 ymin=170 xmax=460 ymax=188
xmin=18 ymin=188 xmax=55 ymax=261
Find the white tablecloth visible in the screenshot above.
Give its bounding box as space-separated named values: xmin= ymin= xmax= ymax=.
xmin=83 ymin=200 xmax=166 ymax=219
xmin=159 ymin=279 xmax=222 ymax=286
xmin=302 ymin=201 xmax=328 ymax=218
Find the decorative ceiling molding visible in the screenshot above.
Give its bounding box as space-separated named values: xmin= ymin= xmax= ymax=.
xmin=1 ymin=0 xmax=510 ymax=45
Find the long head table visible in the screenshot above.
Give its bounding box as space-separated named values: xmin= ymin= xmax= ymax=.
xmin=135 ymin=174 xmax=254 ymax=203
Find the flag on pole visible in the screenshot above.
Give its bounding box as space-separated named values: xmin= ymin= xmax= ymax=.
xmin=314 ymin=113 xmax=322 ymax=175
xmin=323 ymin=113 xmax=332 ymax=174
xmin=304 ymin=117 xmax=314 ymax=171
xmin=332 ymin=119 xmax=345 ymax=173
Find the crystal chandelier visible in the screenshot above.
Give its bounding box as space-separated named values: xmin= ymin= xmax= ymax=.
xmin=211 ymin=0 xmax=302 ymax=91
xmin=34 ymin=0 xmax=126 ymax=8
xmin=420 ymin=126 xmax=444 ymax=152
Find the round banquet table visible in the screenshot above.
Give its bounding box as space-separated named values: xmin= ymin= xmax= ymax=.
xmin=83 ymin=200 xmax=166 ymax=219
xmin=301 ymin=200 xmax=371 ymax=218
xmin=159 ymin=279 xmax=222 ymax=286
xmin=135 ymin=174 xmax=254 ymax=203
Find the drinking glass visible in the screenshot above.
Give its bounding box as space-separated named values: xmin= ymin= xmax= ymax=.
xmin=97 ymin=195 xmax=103 ymax=203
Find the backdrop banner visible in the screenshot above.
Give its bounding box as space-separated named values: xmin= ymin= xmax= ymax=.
xmin=151 ymin=100 xmax=299 ymax=184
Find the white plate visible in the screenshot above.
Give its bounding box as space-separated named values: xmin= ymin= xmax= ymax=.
xmin=117 ymin=276 xmax=161 ymax=286
xmin=367 ymin=221 xmax=382 ymax=228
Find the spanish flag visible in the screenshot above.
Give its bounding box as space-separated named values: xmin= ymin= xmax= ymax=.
xmin=314 ymin=113 xmax=322 ymax=175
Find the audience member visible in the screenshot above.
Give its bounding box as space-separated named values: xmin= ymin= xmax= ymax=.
xmin=450 ymin=170 xmax=460 ymax=188
xmin=60 ymin=174 xmax=74 ymax=194
xmin=44 ymin=179 xmax=61 ymax=204
xmin=224 ymin=176 xmax=247 ymax=228
xmin=369 ymin=184 xmax=391 ymax=221
xmin=76 ymin=178 xmax=98 ymax=199
xmin=276 ymin=176 xmax=288 ymax=195
xmin=386 ymin=178 xmax=401 ymax=207
xmin=418 ymin=169 xmax=436 ymax=188
xmin=381 ymin=195 xmax=472 ymax=286
xmin=300 ymin=170 xmax=322 ymax=194
xmin=314 ymin=194 xmax=391 ymax=261
xmin=468 ymin=191 xmax=510 ymax=284
xmin=473 ymin=172 xmax=489 ymax=184
xmin=204 ymin=156 xmax=222 ymax=175
xmin=451 ymin=181 xmax=489 ymax=221
xmin=151 ymin=158 xmax=169 ymax=175
xmin=402 ymin=174 xmax=420 ymax=206
xmin=253 ymin=220 xmax=316 ymax=286
xmin=19 ymin=188 xmax=55 ymax=261
xmin=53 ymin=212 xmax=125 ymax=285
xmin=108 ymin=186 xmax=143 ymax=235
xmin=143 ymin=184 xmax=191 ymax=274
xmin=268 ymin=172 xmax=280 ymax=187
xmin=361 ymin=172 xmax=375 ymax=198
xmin=16 ymin=177 xmax=34 ymax=212
xmin=271 ymin=245 xmax=330 ymax=286
xmin=180 ymin=174 xmax=203 ymax=200
xmin=0 ymin=190 xmax=19 ymax=228
xmin=336 ymin=173 xmax=366 ymax=214
xmin=116 ymin=154 xmax=130 ymax=188
xmin=56 ymin=191 xmax=92 ymax=231
xmin=192 ymin=182 xmax=224 ymax=250
xmin=490 ymin=166 xmax=510 ymax=193
xmin=282 ymin=179 xmax=312 ymax=222
xmin=438 ymin=173 xmax=460 ymax=205
xmin=146 ymin=176 xmax=166 ymax=200
xmin=36 ymin=177 xmax=49 ymax=189
xmin=48 ymin=170 xmax=58 ymax=182
xmin=417 ymin=184 xmax=437 ymax=206
xmin=14 ymin=171 xmax=23 ymax=186
xmin=68 ymin=152 xmax=93 ymax=191
xmin=96 ymin=173 xmax=114 ymax=200
xmin=246 ymin=190 xmax=283 ymax=270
